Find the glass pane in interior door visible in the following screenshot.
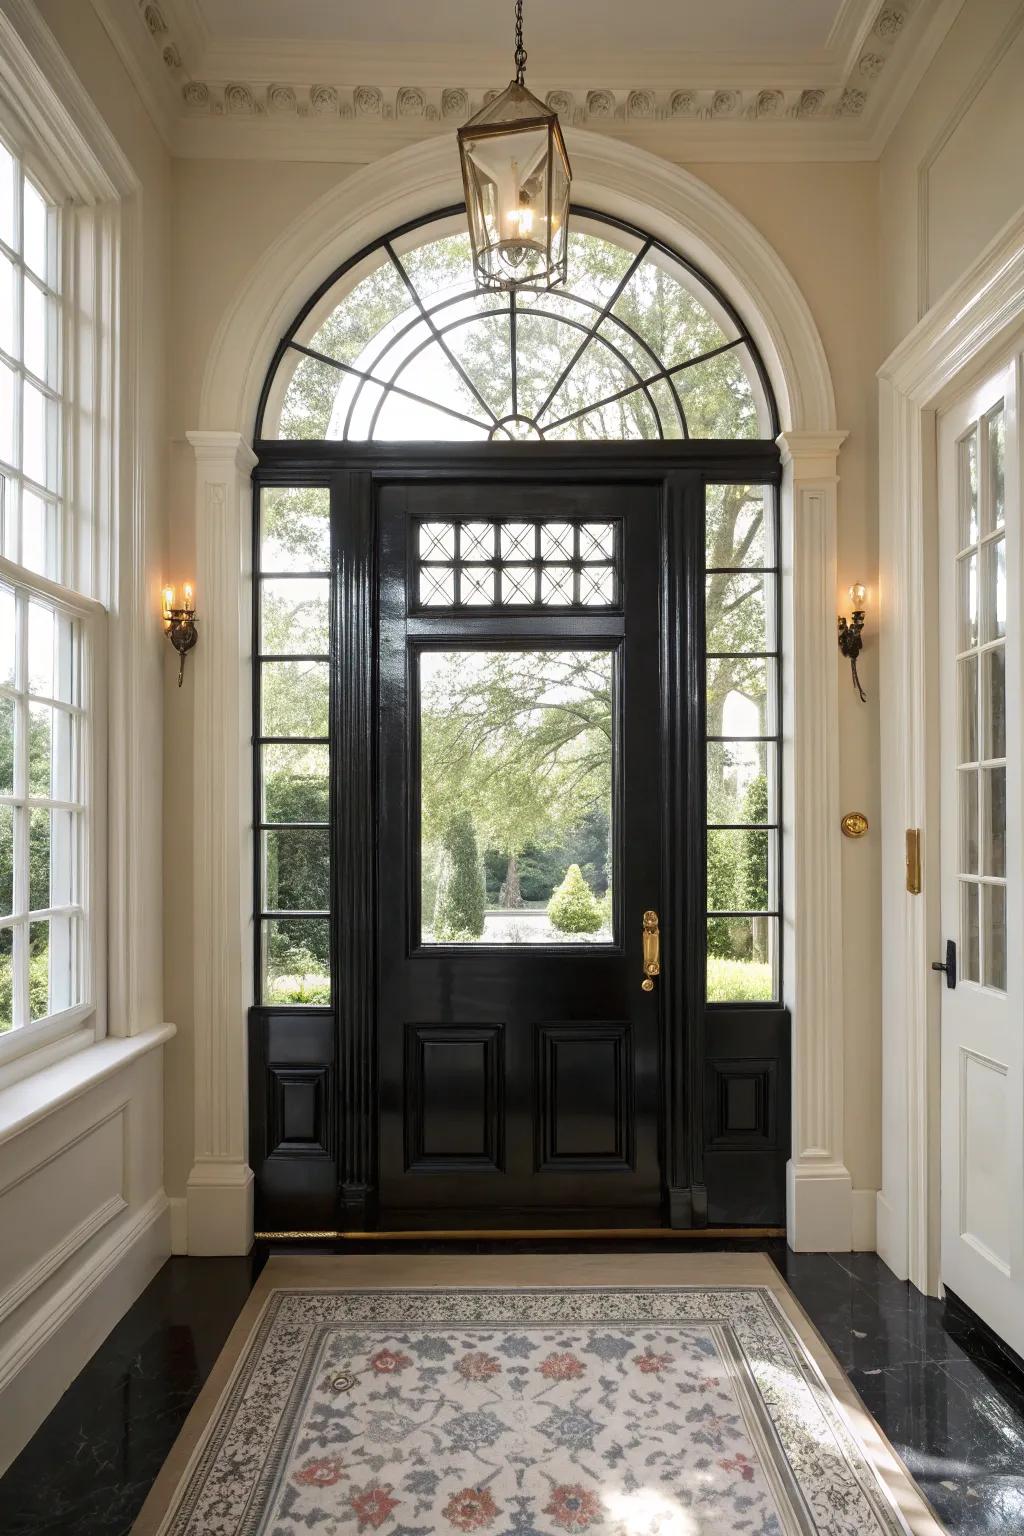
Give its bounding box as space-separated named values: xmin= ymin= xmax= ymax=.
xmin=419 ymin=648 xmax=614 ymax=945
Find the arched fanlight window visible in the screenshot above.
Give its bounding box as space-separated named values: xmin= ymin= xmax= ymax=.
xmin=257 ymin=208 xmax=777 ymax=443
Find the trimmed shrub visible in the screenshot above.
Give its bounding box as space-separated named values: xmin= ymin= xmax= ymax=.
xmin=433 ymin=811 xmax=486 ymax=940
xmin=547 ymin=864 xmax=602 ymax=934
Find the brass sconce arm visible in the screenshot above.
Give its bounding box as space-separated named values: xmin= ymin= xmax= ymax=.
xmin=837 ymin=583 xmax=867 ymax=702
xmin=162 ymin=584 xmax=198 ymax=687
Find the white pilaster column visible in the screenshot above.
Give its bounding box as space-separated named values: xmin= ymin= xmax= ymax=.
xmin=185 ymin=430 xmax=258 ymax=1255
xmin=778 ymin=430 xmax=854 ymax=1250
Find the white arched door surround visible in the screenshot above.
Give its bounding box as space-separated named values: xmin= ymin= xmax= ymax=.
xmin=183 ymin=130 xmax=852 ymax=1256
xmin=877 ymin=209 xmax=1024 ymax=1296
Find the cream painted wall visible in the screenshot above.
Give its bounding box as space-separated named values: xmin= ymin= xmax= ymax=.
xmin=880 ymin=0 xmax=1024 ymax=355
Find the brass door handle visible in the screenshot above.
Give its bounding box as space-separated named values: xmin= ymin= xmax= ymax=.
xmin=641 ymin=909 xmax=660 ymax=991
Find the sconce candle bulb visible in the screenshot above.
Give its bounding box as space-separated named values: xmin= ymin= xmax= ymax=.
xmin=162 ymin=580 xmax=198 ymax=688
xmin=837 ymin=581 xmax=867 ymax=703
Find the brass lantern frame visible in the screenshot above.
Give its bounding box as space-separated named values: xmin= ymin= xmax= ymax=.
xmin=457 ymin=94 xmax=572 ymax=293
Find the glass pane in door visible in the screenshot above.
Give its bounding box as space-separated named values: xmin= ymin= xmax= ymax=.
xmin=955 ymin=414 xmax=1008 ymax=992
xmin=418 ymin=649 xmax=614 ymax=945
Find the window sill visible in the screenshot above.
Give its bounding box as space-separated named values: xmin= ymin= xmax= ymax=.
xmin=0 ymin=1023 xmax=177 ymax=1148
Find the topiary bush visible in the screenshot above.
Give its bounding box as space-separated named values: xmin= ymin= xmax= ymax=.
xmin=547 ymin=864 xmax=603 ymax=934
xmin=433 ymin=811 xmax=486 ymax=940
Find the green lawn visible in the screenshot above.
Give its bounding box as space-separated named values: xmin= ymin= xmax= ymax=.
xmin=706 ymin=954 xmax=774 ymax=1002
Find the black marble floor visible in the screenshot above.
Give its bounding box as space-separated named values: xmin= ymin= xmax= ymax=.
xmin=1 ymin=1239 xmax=1023 ymax=1534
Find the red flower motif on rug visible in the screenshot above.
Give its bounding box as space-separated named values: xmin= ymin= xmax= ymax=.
xmin=369 ymin=1348 xmax=412 ymax=1374
xmin=720 ymin=1453 xmax=757 ymax=1483
xmin=634 ymin=1350 xmax=674 ymax=1374
xmin=293 ymin=1454 xmax=345 ymax=1488
xmin=456 ymin=1352 xmax=502 ymax=1383
xmin=443 ymin=1487 xmax=500 ymax=1530
xmin=538 ymin=1351 xmax=585 ymax=1381
xmin=544 ymin=1484 xmax=603 ymax=1530
xmin=349 ymin=1483 xmax=401 ymax=1529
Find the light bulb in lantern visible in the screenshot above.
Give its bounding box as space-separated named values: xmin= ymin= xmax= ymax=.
xmin=507 ymin=194 xmax=534 ymax=242
xmin=848 ymin=582 xmax=867 ymax=609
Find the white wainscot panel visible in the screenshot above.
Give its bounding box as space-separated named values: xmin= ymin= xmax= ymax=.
xmin=0 ymin=1107 xmax=128 ymax=1323
xmin=959 ymin=1048 xmax=1010 ymax=1275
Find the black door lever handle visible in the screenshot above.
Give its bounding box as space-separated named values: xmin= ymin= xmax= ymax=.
xmin=931 ymin=939 xmax=956 ymax=989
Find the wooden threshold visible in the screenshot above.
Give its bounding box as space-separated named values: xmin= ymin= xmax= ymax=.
xmin=254 ymin=1226 xmax=787 ymax=1242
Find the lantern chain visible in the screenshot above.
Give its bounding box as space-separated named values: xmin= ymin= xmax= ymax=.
xmin=514 ymin=0 xmax=527 ymax=85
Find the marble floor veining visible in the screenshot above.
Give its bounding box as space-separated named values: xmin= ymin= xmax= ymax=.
xmin=0 ymin=1240 xmax=1022 ymax=1535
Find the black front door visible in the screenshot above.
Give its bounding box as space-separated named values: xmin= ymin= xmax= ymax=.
xmin=375 ymin=478 xmax=672 ymax=1226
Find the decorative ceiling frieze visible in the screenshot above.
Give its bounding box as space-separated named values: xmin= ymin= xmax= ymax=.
xmin=93 ymin=0 xmax=962 ymax=159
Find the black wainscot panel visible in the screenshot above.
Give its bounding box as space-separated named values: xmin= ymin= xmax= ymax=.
xmin=249 ymin=1008 xmax=338 ymax=1231
xmin=536 ymin=1022 xmax=634 ymax=1172
xmin=703 ymin=1006 xmax=790 ymax=1225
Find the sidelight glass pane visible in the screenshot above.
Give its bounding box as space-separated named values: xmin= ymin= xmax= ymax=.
xmin=261 ymin=917 xmax=330 ymax=1005
xmin=261 ymin=743 xmax=329 ymax=823
xmin=262 ymin=827 xmax=330 ymax=912
xmin=707 ymin=827 xmax=776 ymax=913
xmin=419 ymin=649 xmax=614 ymax=945
xmin=706 ymin=484 xmax=773 ymax=568
xmin=707 ymin=740 xmax=777 ymax=825
xmin=706 ymin=571 xmax=775 ymax=653
xmin=260 ymin=660 xmax=328 ymax=738
xmin=707 ymin=917 xmax=777 ymax=1002
xmin=260 ymin=576 xmax=329 ymax=655
xmin=260 ymin=487 xmax=330 ymax=572
xmin=707 ymin=657 xmax=776 ymax=738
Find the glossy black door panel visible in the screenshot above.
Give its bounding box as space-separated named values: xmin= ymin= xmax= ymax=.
xmin=377 ymin=480 xmax=663 ymax=1223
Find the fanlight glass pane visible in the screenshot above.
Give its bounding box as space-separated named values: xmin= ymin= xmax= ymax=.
xmin=264 ymin=216 xmax=774 ymax=442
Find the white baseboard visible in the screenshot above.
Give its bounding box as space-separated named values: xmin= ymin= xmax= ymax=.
xmin=168 ymin=1196 xmax=188 ymax=1255
xmin=875 ymin=1190 xmax=909 ymax=1280
xmin=185 ymin=1160 xmax=254 ymax=1255
xmin=851 ymin=1188 xmax=878 ymax=1251
xmin=0 ymin=1191 xmax=170 ymax=1475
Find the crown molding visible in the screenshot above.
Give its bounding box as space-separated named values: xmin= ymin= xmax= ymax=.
xmin=89 ymin=0 xmax=964 ymax=163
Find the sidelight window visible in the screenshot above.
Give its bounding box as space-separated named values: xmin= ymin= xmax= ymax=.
xmin=255 ymin=486 xmax=332 ymax=1005
xmin=705 ymin=483 xmax=780 ymax=1002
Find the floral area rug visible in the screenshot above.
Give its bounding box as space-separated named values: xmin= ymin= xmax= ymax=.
xmin=148 ymin=1284 xmax=929 ymax=1536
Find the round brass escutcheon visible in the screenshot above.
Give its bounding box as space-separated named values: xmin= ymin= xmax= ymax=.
xmin=841 ymin=811 xmax=869 ymax=839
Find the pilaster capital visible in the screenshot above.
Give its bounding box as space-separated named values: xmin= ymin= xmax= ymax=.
xmin=776 ymin=429 xmax=849 ymax=481
xmin=185 ymin=429 xmax=258 ymax=477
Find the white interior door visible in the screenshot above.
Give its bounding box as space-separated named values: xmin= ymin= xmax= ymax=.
xmin=938 ymin=357 xmax=1024 ymax=1353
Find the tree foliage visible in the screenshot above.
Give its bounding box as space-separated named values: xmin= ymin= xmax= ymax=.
xmin=547 ymin=864 xmax=603 ymax=935
xmin=433 ymin=810 xmax=486 ymax=940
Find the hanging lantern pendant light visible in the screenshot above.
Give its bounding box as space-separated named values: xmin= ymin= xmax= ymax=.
xmin=458 ymin=0 xmax=572 ymax=291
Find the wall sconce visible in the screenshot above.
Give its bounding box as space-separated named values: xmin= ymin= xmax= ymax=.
xmin=162 ymin=582 xmax=198 ymax=687
xmin=837 ymin=582 xmax=867 ymax=702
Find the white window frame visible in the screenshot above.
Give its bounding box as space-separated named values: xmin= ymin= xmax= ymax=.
xmin=0 ymin=2 xmax=144 ymax=1080
xmin=0 ymin=556 xmax=106 ymax=1062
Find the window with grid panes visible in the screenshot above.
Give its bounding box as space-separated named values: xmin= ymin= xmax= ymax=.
xmin=705 ymin=484 xmax=780 ymax=1002
xmin=255 ymin=487 xmax=331 ymax=1005
xmin=0 ymin=133 xmax=97 ymax=1042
